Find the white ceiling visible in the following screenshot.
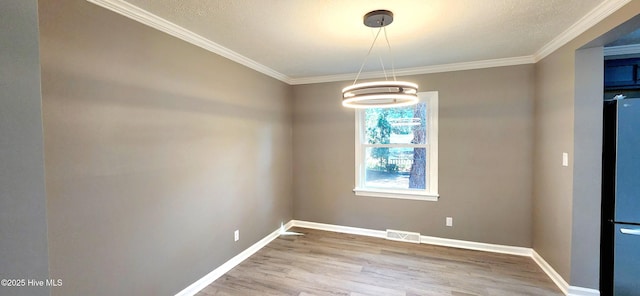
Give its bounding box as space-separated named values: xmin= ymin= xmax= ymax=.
xmin=91 ymin=0 xmax=630 ymax=84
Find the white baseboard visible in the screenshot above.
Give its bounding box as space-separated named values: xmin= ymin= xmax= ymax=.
xmin=291 ymin=220 xmax=530 ymax=256
xmin=420 ymin=235 xmax=532 ymax=256
xmin=568 ymin=286 xmax=600 ymax=296
xmin=532 ymin=250 xmax=570 ymax=295
xmin=175 ymin=220 xmax=294 ymax=296
xmin=290 ymin=220 xmax=386 ymax=238
xmin=531 ymin=250 xmax=600 ymax=296
xmin=291 ymin=220 xmax=600 ymax=296
xmin=177 ymin=219 xmax=599 ymax=296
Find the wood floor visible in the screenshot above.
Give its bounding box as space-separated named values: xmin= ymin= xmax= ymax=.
xmin=196 ymin=227 xmax=563 ymax=296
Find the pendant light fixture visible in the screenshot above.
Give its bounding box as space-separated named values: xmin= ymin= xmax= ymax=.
xmin=342 ymin=10 xmax=419 ymax=109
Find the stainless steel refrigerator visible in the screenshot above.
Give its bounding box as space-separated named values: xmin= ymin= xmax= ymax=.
xmin=602 ymin=97 xmax=640 ymax=296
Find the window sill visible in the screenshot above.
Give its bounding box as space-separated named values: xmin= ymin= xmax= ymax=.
xmin=353 ymin=188 xmax=439 ymax=201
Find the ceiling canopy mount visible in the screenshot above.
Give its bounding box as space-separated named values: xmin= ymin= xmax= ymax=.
xmin=363 ymin=10 xmax=393 ymax=28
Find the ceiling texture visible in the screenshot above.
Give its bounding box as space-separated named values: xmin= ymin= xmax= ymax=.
xmin=88 ymin=0 xmax=631 ymax=84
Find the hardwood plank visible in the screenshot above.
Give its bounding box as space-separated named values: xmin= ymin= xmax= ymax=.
xmin=197 ymin=228 xmax=563 ymax=296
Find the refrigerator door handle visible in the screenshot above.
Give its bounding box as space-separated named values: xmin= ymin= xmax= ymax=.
xmin=620 ymin=228 xmax=640 ymax=236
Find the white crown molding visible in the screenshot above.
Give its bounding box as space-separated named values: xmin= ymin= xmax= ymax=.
xmin=86 ymin=0 xmax=292 ymax=84
xmin=89 ymin=0 xmax=628 ymax=86
xmin=289 ymin=56 xmax=535 ymax=85
xmin=174 ymin=220 xmax=294 ymax=296
xmin=534 ymin=0 xmax=632 ymax=62
xmin=604 ymin=44 xmax=640 ymax=56
xmin=86 ymin=0 xmax=533 ymax=86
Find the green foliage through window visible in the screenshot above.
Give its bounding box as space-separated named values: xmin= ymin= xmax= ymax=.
xmin=363 ymin=103 xmax=427 ymax=189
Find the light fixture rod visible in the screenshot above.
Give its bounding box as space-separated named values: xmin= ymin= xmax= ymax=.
xmin=352 ymin=26 xmax=383 ymax=85
xmin=383 ymin=26 xmax=397 ymax=81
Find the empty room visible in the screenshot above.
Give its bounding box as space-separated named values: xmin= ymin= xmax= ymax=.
xmin=3 ymin=0 xmax=640 ymax=295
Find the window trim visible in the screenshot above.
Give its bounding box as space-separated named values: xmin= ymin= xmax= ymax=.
xmin=353 ymin=91 xmax=439 ymax=201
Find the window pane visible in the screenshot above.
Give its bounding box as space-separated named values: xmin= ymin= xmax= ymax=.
xmin=364 ymin=103 xmax=427 ymax=145
xmin=365 ymin=147 xmax=427 ymax=190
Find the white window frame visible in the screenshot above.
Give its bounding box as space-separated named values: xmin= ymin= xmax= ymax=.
xmin=353 ymin=91 xmax=439 ymax=201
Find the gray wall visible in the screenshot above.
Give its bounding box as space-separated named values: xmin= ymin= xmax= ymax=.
xmin=533 ymin=45 xmax=575 ymax=281
xmin=6 ymin=0 xmax=638 ymax=293
xmin=293 ymin=65 xmax=535 ymax=247
xmin=571 ymin=46 xmax=604 ymax=289
xmin=533 ymin=1 xmax=640 ymax=288
xmin=38 ymin=1 xmax=292 ymax=295
xmin=0 ymin=1 xmax=51 ymax=296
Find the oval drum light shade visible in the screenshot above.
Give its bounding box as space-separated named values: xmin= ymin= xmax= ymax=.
xmin=341 ymin=10 xmax=419 ymax=109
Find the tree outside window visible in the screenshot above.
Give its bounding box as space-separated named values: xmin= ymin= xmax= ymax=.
xmin=354 ymin=91 xmax=438 ymax=201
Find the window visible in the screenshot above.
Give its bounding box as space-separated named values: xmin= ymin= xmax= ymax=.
xmin=354 ymin=91 xmax=438 ymax=201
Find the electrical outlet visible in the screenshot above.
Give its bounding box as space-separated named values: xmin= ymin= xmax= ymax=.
xmin=234 ymin=230 xmax=239 ymax=242
xmin=446 ymin=217 xmax=453 ymax=227
xmin=562 ymin=152 xmax=569 ymax=167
